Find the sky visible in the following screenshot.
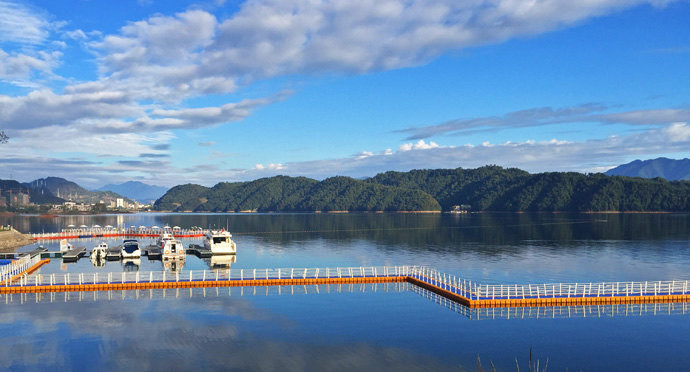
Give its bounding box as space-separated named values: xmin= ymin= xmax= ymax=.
xmin=0 ymin=0 xmax=689 ymax=188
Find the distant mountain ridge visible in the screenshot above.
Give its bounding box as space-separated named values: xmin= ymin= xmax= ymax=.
xmin=24 ymin=177 xmax=130 ymax=204
xmin=605 ymin=158 xmax=690 ymax=181
xmin=0 ymin=179 xmax=64 ymax=205
xmin=96 ymin=181 xmax=168 ymax=203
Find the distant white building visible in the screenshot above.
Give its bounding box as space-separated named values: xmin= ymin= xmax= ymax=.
xmin=116 ymin=198 xmax=124 ymax=208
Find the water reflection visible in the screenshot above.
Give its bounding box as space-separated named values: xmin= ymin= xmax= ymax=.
xmin=122 ymin=258 xmax=140 ymax=272
xmin=207 ymin=254 xmax=237 ymax=270
xmin=411 ymin=285 xmax=690 ymax=320
xmin=0 ymin=282 xmax=454 ymax=371
xmin=5 ymin=282 xmax=689 ymax=322
xmin=2 ymin=282 xmax=407 ymax=305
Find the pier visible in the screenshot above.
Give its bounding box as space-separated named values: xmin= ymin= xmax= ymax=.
xmin=2 ymin=264 xmax=690 ymax=309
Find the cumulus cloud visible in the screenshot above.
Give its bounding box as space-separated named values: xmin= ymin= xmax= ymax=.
xmin=399 ymin=140 xmax=441 ymax=151
xmin=86 ymin=0 xmax=673 ymax=95
xmin=0 ymin=48 xmax=62 ymax=82
xmin=232 ymin=123 xmax=690 ymax=180
xmin=254 ymin=163 xmax=285 ymax=171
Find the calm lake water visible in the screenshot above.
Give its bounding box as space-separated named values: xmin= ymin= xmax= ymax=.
xmin=1 ymin=212 xmax=689 ymax=371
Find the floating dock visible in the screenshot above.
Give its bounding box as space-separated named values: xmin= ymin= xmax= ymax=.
xmin=32 ymin=227 xmax=209 ymax=241
xmin=61 ymin=247 xmax=86 ymax=262
xmin=3 ymin=265 xmax=690 ymax=309
xmin=186 ymin=244 xmax=212 ymax=258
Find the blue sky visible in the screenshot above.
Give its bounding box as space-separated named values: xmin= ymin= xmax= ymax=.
xmin=0 ymin=0 xmax=689 ymax=188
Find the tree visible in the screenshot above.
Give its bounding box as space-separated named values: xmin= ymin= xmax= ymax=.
xmin=0 ymin=130 xmax=8 ymax=144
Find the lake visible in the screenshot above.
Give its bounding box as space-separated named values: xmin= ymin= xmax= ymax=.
xmin=1 ymin=212 xmax=689 ymax=371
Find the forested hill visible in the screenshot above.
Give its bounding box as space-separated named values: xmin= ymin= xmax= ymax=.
xmin=154 ymin=167 xmax=690 ymax=213
xmin=153 ymin=175 xmax=441 ymax=212
xmin=367 ymin=166 xmax=690 ymax=212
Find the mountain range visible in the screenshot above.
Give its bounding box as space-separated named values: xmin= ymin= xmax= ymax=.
xmin=23 ymin=177 xmax=130 ymax=205
xmin=605 ymin=158 xmax=690 ymax=181
xmin=96 ymin=181 xmax=168 ymax=204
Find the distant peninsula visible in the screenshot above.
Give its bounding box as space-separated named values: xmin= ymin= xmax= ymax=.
xmin=153 ymin=166 xmax=690 ymax=213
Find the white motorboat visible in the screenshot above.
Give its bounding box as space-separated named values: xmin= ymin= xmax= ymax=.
xmin=120 ymin=239 xmax=141 ymax=258
xmin=90 ymin=242 xmax=108 ymax=267
xmin=158 ymin=232 xmax=185 ymax=259
xmin=91 ymin=242 xmax=108 ymax=259
xmin=203 ymin=229 xmax=237 ymax=255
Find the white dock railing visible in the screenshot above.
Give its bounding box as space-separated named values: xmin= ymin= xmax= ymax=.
xmin=1 ymin=254 xmax=43 ymax=284
xmin=7 ymin=266 xmax=417 ymax=288
xmin=6 ymin=264 xmax=690 ymax=302
xmin=407 ymin=267 xmax=690 ymax=301
xmin=32 ymin=228 xmax=209 ymax=240
xmin=410 ymin=284 xmax=690 ymax=320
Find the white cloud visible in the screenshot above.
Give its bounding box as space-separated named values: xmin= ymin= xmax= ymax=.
xmin=254 ymin=163 xmax=284 ymax=171
xmin=0 ymin=0 xmax=52 ymax=45
xmin=85 ymin=1 xmax=673 ymax=102
xmin=399 ymin=139 xmax=440 ymax=151
xmin=0 ymin=48 xmax=62 ymax=81
xmin=230 ymin=123 xmax=690 ymax=180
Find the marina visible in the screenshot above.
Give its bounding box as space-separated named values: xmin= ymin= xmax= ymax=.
xmin=2 ymin=212 xmax=689 ymax=371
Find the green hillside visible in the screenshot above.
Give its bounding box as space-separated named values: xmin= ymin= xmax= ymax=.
xmin=367 ymin=166 xmax=690 ymax=212
xmin=154 ymin=175 xmax=441 ymax=212
xmin=154 ymin=166 xmax=690 ymax=213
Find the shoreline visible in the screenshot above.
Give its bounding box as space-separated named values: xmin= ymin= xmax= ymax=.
xmin=0 ymin=228 xmax=34 ymax=253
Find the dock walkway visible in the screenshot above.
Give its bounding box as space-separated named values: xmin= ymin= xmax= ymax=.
xmin=2 ymin=265 xmax=690 ymax=309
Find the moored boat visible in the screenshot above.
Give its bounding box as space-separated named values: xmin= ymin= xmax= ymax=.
xmin=120 ymin=239 xmax=141 ymax=258
xmin=158 ymin=232 xmax=185 ymax=259
xmin=203 ymin=229 xmax=237 ymax=255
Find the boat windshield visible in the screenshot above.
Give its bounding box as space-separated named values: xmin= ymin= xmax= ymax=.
xmin=123 ymin=243 xmax=139 ymax=253
xmin=213 ymin=237 xmax=228 ymax=244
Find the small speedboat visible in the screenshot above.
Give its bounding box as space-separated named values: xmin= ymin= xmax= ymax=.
xmin=120 ymin=239 xmax=141 ymax=258
xmin=91 ymin=242 xmax=108 ymax=259
xmin=90 ymin=242 xmax=108 ymax=267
